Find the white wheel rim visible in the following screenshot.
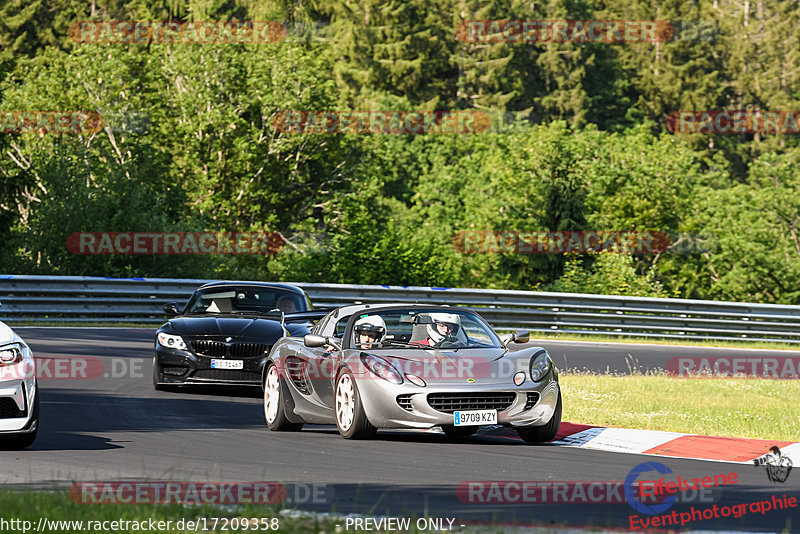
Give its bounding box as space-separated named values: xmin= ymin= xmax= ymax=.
xmin=336 ymin=374 xmax=355 ymax=432
xmin=264 ymin=366 xmax=280 ymax=424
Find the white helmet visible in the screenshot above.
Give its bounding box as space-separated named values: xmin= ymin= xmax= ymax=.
xmin=354 ymin=315 xmax=386 ymax=344
xmin=426 ymin=312 xmax=461 ymax=343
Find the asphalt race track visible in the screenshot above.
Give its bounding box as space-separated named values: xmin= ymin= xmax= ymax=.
xmin=5 ymin=327 xmax=800 ymax=531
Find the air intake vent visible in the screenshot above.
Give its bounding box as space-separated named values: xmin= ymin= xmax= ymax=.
xmin=192 ymin=369 xmax=261 ymax=382
xmin=524 ymin=392 xmax=540 ymax=410
xmin=0 ymin=397 xmax=25 ymax=419
xmin=191 ymin=341 xmax=269 ymax=358
xmin=426 ymin=392 xmax=516 ymax=414
xmin=162 ymin=366 xmax=187 ymax=376
xmin=285 ymin=357 xmax=310 ymax=394
xmin=396 ymin=394 xmax=413 ymax=412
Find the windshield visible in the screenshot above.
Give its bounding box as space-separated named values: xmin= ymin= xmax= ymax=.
xmin=349 ymin=309 xmax=501 ymax=350
xmin=185 ymin=287 xmax=303 ymax=315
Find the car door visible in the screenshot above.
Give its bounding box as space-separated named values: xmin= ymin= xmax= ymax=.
xmin=280 ymin=312 xmax=348 ymax=410
xmin=307 ymin=314 xmax=351 ymax=408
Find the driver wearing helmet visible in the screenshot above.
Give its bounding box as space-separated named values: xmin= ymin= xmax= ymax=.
xmin=353 ymin=315 xmax=386 ymax=349
xmin=415 ymin=312 xmax=461 ymax=346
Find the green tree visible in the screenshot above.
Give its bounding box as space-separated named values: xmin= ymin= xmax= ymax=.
xmin=694 ymin=151 xmax=800 ymax=303
xmin=551 ymin=252 xmax=666 ymax=297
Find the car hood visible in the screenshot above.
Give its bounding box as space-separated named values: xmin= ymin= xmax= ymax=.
xmin=376 ymin=347 xmax=506 ymax=363
xmin=165 ymin=316 xmax=285 ymax=340
xmin=353 ymin=347 xmax=528 ymax=385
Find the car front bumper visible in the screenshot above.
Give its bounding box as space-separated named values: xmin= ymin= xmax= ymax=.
xmin=154 ymin=346 xmax=268 ymax=386
xmin=355 ymin=371 xmax=559 ymax=430
xmin=0 ymin=375 xmax=38 ymax=434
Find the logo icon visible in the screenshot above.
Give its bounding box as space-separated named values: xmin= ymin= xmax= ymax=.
xmin=225 ymin=337 xmax=233 ymax=342
xmin=754 ymin=446 xmax=793 ymax=483
xmin=467 ymin=378 xmax=475 ymax=383
xmin=624 ymin=462 xmax=676 ymax=515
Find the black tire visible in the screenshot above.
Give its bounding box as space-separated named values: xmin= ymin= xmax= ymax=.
xmin=334 ymin=368 xmax=376 ymax=439
xmin=442 ymin=425 xmax=478 ymax=439
xmin=0 ymin=387 xmax=38 ymax=450
xmin=516 ymin=390 xmax=562 ymax=443
xmin=263 ymin=363 xmax=303 ymax=432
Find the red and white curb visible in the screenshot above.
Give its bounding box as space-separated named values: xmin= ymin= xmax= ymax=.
xmin=551 ymin=422 xmax=800 ymax=464
xmin=458 ymin=422 xmax=799 ymax=465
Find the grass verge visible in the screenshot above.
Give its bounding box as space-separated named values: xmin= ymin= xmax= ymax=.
xmin=526 ymin=331 xmax=800 ymax=351
xmin=0 ymin=490 xmax=334 ymax=533
xmin=560 ymin=370 xmax=800 ymax=441
xmin=0 ymin=491 xmax=522 ymax=533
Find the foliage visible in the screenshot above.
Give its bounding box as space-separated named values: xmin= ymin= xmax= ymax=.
xmin=0 ymin=0 xmax=799 ymax=304
xmin=551 ymin=252 xmax=666 ymax=297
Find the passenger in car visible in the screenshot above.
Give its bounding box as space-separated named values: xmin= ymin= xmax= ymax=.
xmin=276 ymin=296 xmax=297 ymax=313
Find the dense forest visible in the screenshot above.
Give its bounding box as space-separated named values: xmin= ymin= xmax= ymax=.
xmin=1 ymin=0 xmax=799 ymax=303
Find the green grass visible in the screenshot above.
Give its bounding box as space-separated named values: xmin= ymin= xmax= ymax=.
xmin=561 ymin=370 xmax=800 ymax=441
xmin=525 ymin=331 xmax=800 ymax=351
xmin=0 ymin=490 xmax=532 ymax=533
xmin=0 ymin=490 xmax=336 ymax=533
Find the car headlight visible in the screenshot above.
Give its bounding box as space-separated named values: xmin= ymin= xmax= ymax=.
xmin=361 ymin=354 xmax=403 ymax=384
xmin=0 ymin=345 xmax=22 ymax=366
xmin=157 ymin=332 xmax=187 ymax=350
xmin=529 ymin=351 xmax=551 ymax=382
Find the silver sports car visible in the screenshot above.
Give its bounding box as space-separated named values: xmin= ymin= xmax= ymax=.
xmin=262 ymin=304 xmax=561 ymax=440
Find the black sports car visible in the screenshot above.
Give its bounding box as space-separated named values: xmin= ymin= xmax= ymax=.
xmin=153 ymin=281 xmax=318 ymax=388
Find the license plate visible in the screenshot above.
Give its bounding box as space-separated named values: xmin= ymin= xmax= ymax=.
xmin=211 ymin=359 xmax=243 ymax=370
xmin=453 ymin=409 xmax=497 ymax=426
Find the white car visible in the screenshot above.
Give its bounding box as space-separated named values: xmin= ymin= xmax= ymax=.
xmin=0 ymin=321 xmax=39 ymax=449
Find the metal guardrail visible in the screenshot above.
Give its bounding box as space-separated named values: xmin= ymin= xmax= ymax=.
xmin=3 ymin=274 xmax=800 ymax=343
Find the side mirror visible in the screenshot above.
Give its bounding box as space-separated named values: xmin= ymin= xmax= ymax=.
xmin=162 ymin=302 xmax=182 ymax=316
xmin=500 ymin=330 xmax=530 ymax=345
xmin=512 ymin=330 xmax=530 ymax=344
xmin=304 ymin=334 xmax=341 ymax=351
xmin=304 ymin=334 xmax=327 ymax=347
